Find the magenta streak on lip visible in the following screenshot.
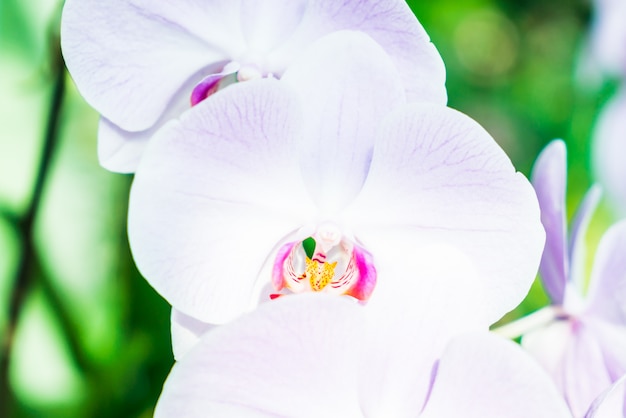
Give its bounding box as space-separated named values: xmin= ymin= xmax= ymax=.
xmin=190 ymin=73 xmax=226 ymax=106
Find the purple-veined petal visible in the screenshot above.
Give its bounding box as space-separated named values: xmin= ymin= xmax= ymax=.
xmin=531 ymin=139 xmax=569 ymax=304
xmin=61 ymin=0 xmax=246 ymax=131
xmin=589 ymin=318 xmax=626 ymax=382
xmin=346 ymin=104 xmax=544 ymax=324
xmin=155 ymin=294 xmax=365 ymax=418
xmin=128 ymin=80 xmax=316 ymax=324
xmin=592 ymin=88 xmax=626 ymax=215
xmin=267 ymin=0 xmax=447 ymax=104
xmin=96 ymin=65 xmax=212 ymax=173
xmin=585 ymin=374 xmax=626 ymax=418
xmin=170 ymin=308 xmax=214 ymax=361
xmin=419 ymin=333 xmax=571 ymax=418
xmin=585 ymin=220 xmax=626 ymax=325
xmin=281 ymin=30 xmax=405 ymax=214
xmin=569 ymin=185 xmax=602 ymax=295
xmin=358 ymin=242 xmax=486 ymax=417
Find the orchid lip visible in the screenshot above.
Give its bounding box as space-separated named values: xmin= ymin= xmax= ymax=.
xmin=272 ymin=224 xmax=377 ymax=302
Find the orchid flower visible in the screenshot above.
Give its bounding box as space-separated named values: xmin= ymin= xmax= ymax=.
xmin=154 ymin=293 xmax=572 ymax=418
xmin=127 ymin=35 xmax=544 ymax=360
xmin=592 ymin=88 xmax=626 ymax=216
xmin=61 ymin=0 xmax=446 ymax=173
xmin=518 ymin=139 xmax=626 ymax=417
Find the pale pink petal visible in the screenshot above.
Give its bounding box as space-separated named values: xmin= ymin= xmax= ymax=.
xmin=61 ymin=0 xmax=246 ymax=131
xmin=593 ymin=88 xmax=626 ymax=215
xmin=531 ymin=139 xmax=569 ymax=304
xmin=420 ymin=333 xmax=571 ymax=418
xmin=154 ymin=294 xmax=364 ymax=418
xmin=585 ymin=220 xmax=626 ymax=325
xmin=170 ymin=308 xmax=213 ymax=361
xmin=281 ymin=30 xmax=405 ymax=214
xmin=268 ymin=0 xmax=447 ymax=104
xmin=128 ymin=80 xmax=316 ymax=324
xmin=347 ymin=104 xmax=544 ymax=323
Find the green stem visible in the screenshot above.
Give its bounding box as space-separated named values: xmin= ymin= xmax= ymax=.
xmin=491 ymin=305 xmax=562 ymax=340
xmin=0 ymin=44 xmax=66 ymax=416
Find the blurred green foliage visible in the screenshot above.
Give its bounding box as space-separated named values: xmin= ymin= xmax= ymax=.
xmin=0 ymin=0 xmax=619 ymax=416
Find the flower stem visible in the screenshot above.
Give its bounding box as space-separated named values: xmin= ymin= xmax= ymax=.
xmin=491 ymin=306 xmax=562 ymax=340
xmin=0 ymin=42 xmax=66 ymax=416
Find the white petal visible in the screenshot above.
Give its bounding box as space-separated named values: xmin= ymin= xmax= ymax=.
xmin=61 ymin=0 xmax=246 ymax=131
xmin=97 ymin=118 xmax=150 ymax=173
xmin=155 ymin=294 xmax=365 ymax=418
xmin=585 ymin=374 xmax=626 ymax=418
xmin=347 ymin=104 xmax=544 ymax=323
xmin=359 ymin=242 xmax=487 ymax=417
xmin=281 ymin=30 xmax=406 ymax=214
xmin=128 ymin=80 xmax=316 ymax=323
xmin=420 ymin=333 xmax=571 ymax=418
xmin=170 ymin=308 xmax=213 ymax=361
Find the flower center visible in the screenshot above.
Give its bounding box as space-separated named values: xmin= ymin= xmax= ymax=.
xmin=271 ymin=225 xmax=377 ymax=302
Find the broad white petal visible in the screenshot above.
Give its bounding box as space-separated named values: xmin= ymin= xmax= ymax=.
xmin=281 ymin=31 xmax=405 ymax=214
xmin=585 ymin=220 xmax=626 ymax=325
xmin=592 ymin=88 xmax=626 ymax=215
xmin=420 ymin=333 xmax=571 ymax=418
xmin=359 ymin=242 xmax=486 ymax=417
xmin=170 ymin=308 xmax=213 ymax=361
xmin=531 ymin=139 xmax=569 ymax=304
xmin=347 ymin=104 xmax=544 ymax=323
xmin=61 ymin=0 xmax=246 ymax=131
xmin=155 ymin=294 xmax=364 ymax=418
xmin=97 ymin=118 xmax=150 ymax=174
xmin=128 ymin=80 xmax=316 ymax=323
xmin=268 ymin=0 xmax=447 ymax=104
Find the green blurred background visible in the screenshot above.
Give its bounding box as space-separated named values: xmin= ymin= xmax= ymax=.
xmin=0 ymin=0 xmax=618 ymax=416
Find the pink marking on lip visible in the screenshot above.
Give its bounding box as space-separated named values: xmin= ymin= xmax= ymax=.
xmin=190 ymin=73 xmax=225 ymax=106
xmin=272 ymin=242 xmax=296 ymax=291
xmin=344 ymin=246 xmax=377 ymax=302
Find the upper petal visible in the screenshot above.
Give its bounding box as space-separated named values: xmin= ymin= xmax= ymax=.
xmin=346 ymin=104 xmax=545 ymax=323
xmin=281 ymin=30 xmax=406 ymax=214
xmin=585 ymin=220 xmax=626 ymax=325
xmin=420 ymin=333 xmax=571 ymax=418
xmin=268 ymin=0 xmax=447 ymax=104
xmin=531 ymin=139 xmax=569 ymax=304
xmin=128 ymin=79 xmax=316 ymax=324
xmin=61 ymin=0 xmax=246 ymax=131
